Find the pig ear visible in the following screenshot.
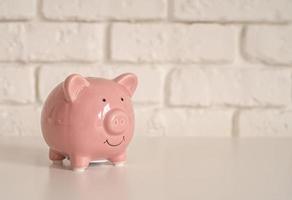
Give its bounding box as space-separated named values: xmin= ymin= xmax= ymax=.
xmin=114 ymin=73 xmax=138 ymax=97
xmin=63 ymin=74 xmax=89 ymax=102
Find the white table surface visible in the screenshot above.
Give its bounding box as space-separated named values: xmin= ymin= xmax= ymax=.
xmin=0 ymin=136 xmax=291 ymax=200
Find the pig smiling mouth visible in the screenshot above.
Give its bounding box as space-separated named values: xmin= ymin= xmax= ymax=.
xmin=104 ymin=136 xmax=125 ymax=147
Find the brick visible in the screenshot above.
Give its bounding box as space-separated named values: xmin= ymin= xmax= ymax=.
xmin=0 ymin=23 xmax=103 ymax=61
xmin=0 ymin=24 xmax=23 ymax=61
xmin=39 ymin=65 xmax=109 ymax=102
xmin=244 ymin=25 xmax=292 ymax=65
xmin=173 ymin=0 xmax=292 ymax=22
xmin=152 ymin=108 xmax=233 ymax=136
xmin=111 ymin=23 xmax=236 ymax=63
xmin=0 ymin=65 xmax=35 ymax=103
xmin=43 ymin=0 xmax=166 ymax=21
xmin=0 ymin=0 xmax=36 ymax=20
xmin=135 ymin=106 xmax=162 ymax=136
xmin=22 ymin=23 xmax=104 ymax=62
xmin=168 ymin=67 xmax=291 ymax=106
xmin=0 ymin=106 xmax=40 ymax=136
xmin=110 ymin=66 xmax=164 ymax=104
xmin=239 ymin=109 xmax=292 ymax=137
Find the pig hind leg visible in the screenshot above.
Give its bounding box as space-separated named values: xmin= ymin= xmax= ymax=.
xmin=49 ymin=148 xmax=65 ymax=162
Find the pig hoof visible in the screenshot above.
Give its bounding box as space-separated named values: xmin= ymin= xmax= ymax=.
xmin=73 ymin=167 xmax=86 ymax=172
xmin=113 ymin=161 xmax=125 ymax=167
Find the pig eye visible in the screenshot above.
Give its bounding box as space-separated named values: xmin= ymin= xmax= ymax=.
xmin=121 ymin=97 xmax=124 ymax=102
xmin=102 ymin=98 xmax=106 ymax=102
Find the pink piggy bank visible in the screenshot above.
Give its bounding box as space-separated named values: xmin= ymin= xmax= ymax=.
xmin=41 ymin=73 xmax=138 ymax=171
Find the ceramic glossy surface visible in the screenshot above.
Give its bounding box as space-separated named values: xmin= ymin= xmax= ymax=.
xmin=41 ymin=73 xmax=138 ymax=170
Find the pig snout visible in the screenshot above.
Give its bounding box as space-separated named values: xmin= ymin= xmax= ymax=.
xmin=104 ymin=109 xmax=129 ymax=135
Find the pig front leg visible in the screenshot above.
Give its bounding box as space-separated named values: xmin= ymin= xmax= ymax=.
xmin=109 ymin=152 xmax=126 ymax=166
xmin=70 ymin=155 xmax=90 ymax=172
xmin=49 ymin=149 xmax=65 ymax=163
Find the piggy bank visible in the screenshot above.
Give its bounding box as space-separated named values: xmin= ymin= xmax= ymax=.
xmin=41 ymin=73 xmax=138 ymax=171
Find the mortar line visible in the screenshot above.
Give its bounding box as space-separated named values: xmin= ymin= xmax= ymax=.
xmin=102 ymin=23 xmax=111 ymax=63
xmin=167 ymin=0 xmax=174 ymax=22
xmin=34 ymin=66 xmax=41 ymax=104
xmin=232 ymin=109 xmax=240 ymax=138
xmin=35 ymin=0 xmax=45 ymax=22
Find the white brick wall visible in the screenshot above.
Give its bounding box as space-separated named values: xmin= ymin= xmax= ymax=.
xmin=173 ymin=0 xmax=292 ymax=22
xmin=0 ymin=106 xmax=40 ymax=136
xmin=0 ymin=24 xmax=23 ymax=60
xmin=0 ymin=23 xmax=104 ymax=62
xmin=151 ymin=108 xmax=234 ymax=137
xmin=0 ymin=64 xmax=35 ymax=103
xmin=43 ymin=0 xmax=167 ymax=21
xmin=239 ymin=109 xmax=292 ymax=137
xmin=243 ymin=25 xmax=292 ymax=65
xmin=168 ymin=67 xmax=291 ymax=107
xmin=111 ymin=23 xmax=237 ymax=63
xmin=0 ymin=0 xmax=291 ymax=137
xmin=0 ymin=0 xmax=36 ymax=20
